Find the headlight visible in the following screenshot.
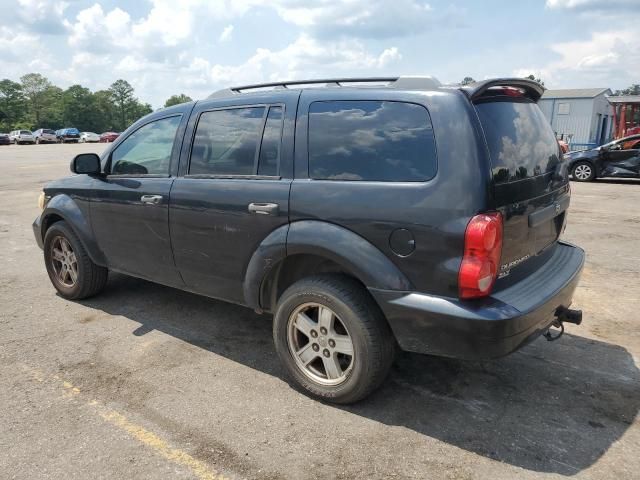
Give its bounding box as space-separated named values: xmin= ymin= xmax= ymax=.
xmin=38 ymin=192 xmax=49 ymax=210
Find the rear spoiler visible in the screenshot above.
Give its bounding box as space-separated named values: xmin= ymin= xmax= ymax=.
xmin=459 ymin=78 xmax=545 ymax=103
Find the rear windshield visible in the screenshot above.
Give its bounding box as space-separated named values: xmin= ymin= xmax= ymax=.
xmin=43 ymin=129 xmax=55 ymax=134
xmin=66 ymin=128 xmax=79 ymax=134
xmin=475 ymin=99 xmax=561 ymax=184
xmin=20 ymin=130 xmax=32 ymax=135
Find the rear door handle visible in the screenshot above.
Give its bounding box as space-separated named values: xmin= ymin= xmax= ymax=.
xmin=141 ymin=195 xmax=163 ymax=205
xmin=248 ymin=202 xmax=279 ymax=215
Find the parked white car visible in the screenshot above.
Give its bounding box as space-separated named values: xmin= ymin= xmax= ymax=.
xmin=9 ymin=130 xmax=35 ymax=144
xmin=80 ymin=132 xmax=100 ymax=143
xmin=33 ymin=128 xmax=57 ymax=144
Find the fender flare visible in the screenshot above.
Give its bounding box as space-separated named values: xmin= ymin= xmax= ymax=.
xmin=243 ymin=220 xmax=412 ymax=310
xmin=39 ymin=194 xmax=107 ymax=266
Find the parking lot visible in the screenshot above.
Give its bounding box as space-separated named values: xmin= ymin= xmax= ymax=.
xmin=0 ymin=143 xmax=638 ymax=480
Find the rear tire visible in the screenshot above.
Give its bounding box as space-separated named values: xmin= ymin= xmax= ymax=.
xmin=44 ymin=221 xmax=108 ymax=300
xmin=273 ymin=274 xmax=395 ymax=404
xmin=572 ymin=161 xmax=596 ymax=182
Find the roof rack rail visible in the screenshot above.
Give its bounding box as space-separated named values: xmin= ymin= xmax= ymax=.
xmin=207 ymin=76 xmax=442 ymax=99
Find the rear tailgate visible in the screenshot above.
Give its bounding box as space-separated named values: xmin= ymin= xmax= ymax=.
xmin=472 ymin=84 xmax=570 ymax=281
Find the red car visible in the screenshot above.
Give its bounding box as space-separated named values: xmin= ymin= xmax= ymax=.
xmin=100 ymin=132 xmax=120 ymax=143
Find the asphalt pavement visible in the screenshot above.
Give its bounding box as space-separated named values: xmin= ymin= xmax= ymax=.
xmin=1 ymin=143 xmax=638 ymax=479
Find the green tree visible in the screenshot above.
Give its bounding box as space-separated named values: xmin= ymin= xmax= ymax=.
xmin=524 ymin=74 xmax=545 ymax=86
xmin=164 ymin=93 xmax=193 ymax=107
xmin=93 ymin=90 xmax=116 ymax=132
xmin=20 ymin=73 xmax=52 ymax=126
xmin=109 ymin=79 xmax=135 ymax=131
xmin=134 ymin=102 xmax=153 ymax=119
xmin=0 ymin=79 xmax=24 ymax=131
xmin=460 ymin=77 xmax=476 ymax=86
xmin=62 ymin=85 xmax=97 ymax=131
xmin=612 ymin=84 xmax=640 ymax=96
xmin=40 ymin=86 xmax=64 ymax=129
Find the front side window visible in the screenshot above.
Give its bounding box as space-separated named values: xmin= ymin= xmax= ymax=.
xmin=308 ymin=100 xmax=437 ymax=181
xmin=110 ymin=116 xmax=181 ymax=175
xmin=190 ymin=107 xmax=265 ymax=176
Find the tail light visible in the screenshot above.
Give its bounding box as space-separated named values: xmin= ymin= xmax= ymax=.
xmin=458 ymin=212 xmax=503 ymax=299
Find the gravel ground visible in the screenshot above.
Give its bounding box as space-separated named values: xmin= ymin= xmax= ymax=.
xmin=0 ymin=143 xmax=638 ymax=480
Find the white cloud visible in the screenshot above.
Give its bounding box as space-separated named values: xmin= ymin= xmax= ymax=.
xmin=219 ymin=25 xmax=234 ymax=43
xmin=173 ymin=34 xmax=402 ymax=97
xmin=12 ymin=0 xmax=69 ymax=34
xmin=546 ymin=0 xmax=639 ymax=10
xmin=66 ymin=4 xmax=132 ymax=51
xmin=514 ymin=29 xmax=640 ymax=88
xmin=272 ymin=0 xmax=465 ymax=38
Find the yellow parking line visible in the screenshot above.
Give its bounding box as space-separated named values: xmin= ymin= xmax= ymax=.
xmin=25 ymin=366 xmax=229 ymax=480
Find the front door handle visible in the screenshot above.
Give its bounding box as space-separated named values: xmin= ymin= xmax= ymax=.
xmin=141 ymin=195 xmax=163 ymax=205
xmin=248 ymin=202 xmax=279 ymax=215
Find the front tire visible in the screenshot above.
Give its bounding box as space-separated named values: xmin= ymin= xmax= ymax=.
xmin=273 ymin=274 xmax=395 ymax=404
xmin=44 ymin=221 xmax=108 ymax=300
xmin=572 ymin=161 xmax=596 ymax=182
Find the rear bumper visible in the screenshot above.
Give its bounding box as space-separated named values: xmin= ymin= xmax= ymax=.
xmin=370 ymin=241 xmax=585 ymax=360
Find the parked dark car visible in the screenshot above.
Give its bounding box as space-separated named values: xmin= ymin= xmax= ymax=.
xmin=566 ymin=134 xmax=640 ymax=181
xmin=56 ymin=128 xmax=80 ymax=143
xmin=33 ymin=128 xmax=58 ymax=144
xmin=0 ymin=133 xmax=10 ymax=145
xmin=33 ymin=77 xmax=584 ymax=403
xmin=100 ymin=131 xmax=119 ymax=143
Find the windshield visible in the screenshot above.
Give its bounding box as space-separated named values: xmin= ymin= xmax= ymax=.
xmin=475 ymin=99 xmax=561 ymax=184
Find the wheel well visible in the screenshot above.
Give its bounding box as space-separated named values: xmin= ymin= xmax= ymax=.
xmin=260 ymin=254 xmax=365 ymax=312
xmin=42 ymin=213 xmax=64 ymax=233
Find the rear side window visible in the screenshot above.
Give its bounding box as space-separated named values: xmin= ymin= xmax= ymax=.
xmin=308 ymin=100 xmax=436 ymax=181
xmin=190 ymin=107 xmax=267 ymax=176
xmin=475 ymin=99 xmax=561 ymax=184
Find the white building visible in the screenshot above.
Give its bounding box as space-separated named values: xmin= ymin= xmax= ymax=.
xmin=538 ymin=88 xmax=613 ymax=149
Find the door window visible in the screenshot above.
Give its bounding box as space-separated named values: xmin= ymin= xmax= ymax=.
xmin=258 ymin=106 xmax=283 ymax=176
xmin=110 ymin=116 xmax=181 ymax=175
xmin=189 ymin=107 xmax=265 ymax=176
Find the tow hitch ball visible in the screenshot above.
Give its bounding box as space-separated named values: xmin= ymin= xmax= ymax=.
xmin=543 ymin=307 xmax=583 ymax=342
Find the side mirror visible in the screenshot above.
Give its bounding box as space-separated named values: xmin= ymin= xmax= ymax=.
xmin=71 ymin=153 xmax=101 ymax=174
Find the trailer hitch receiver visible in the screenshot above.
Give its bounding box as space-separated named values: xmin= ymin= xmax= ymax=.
xmin=543 ymin=307 xmax=583 ymax=342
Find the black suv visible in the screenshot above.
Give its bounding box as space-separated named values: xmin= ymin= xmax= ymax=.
xmin=33 ymin=77 xmax=585 ymax=403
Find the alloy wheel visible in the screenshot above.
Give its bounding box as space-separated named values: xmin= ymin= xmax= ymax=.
xmin=574 ymin=164 xmax=592 ymax=180
xmin=49 ymin=236 xmax=78 ymax=287
xmin=287 ymin=302 xmax=355 ymax=386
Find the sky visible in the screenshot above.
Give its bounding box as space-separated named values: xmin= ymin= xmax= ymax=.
xmin=0 ymin=0 xmax=638 ymax=108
